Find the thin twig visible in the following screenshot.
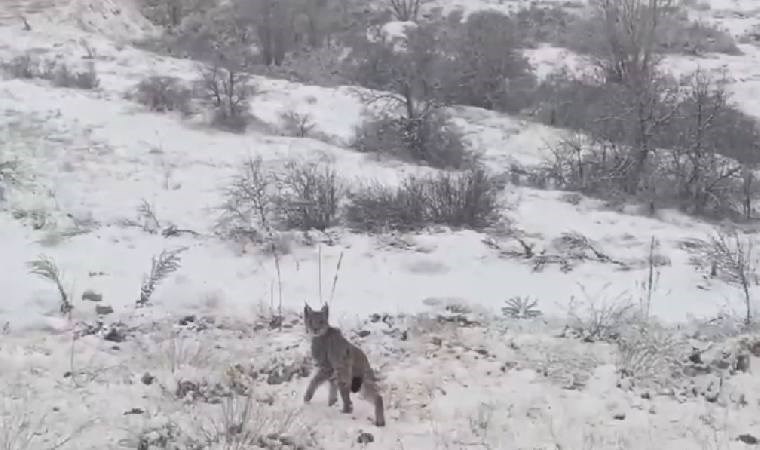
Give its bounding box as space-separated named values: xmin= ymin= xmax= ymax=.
xmin=328 ymin=252 xmax=344 ymax=307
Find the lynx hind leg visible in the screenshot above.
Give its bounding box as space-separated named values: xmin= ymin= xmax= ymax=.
xmin=328 ymin=378 xmax=338 ymax=406
xmin=360 ymin=375 xmax=386 ymax=427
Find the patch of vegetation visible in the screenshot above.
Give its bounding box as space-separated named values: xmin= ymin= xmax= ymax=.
xmin=346 ymin=168 xmax=500 ymax=232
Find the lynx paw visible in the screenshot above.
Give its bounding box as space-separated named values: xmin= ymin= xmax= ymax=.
xmin=328 ymin=396 xmax=337 ymax=406
xmin=303 ymin=392 xmax=313 ymax=403
xmin=375 ymin=417 xmax=386 ymax=427
xmin=341 ymin=403 xmax=353 ymax=414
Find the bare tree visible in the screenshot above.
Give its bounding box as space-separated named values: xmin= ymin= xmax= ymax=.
xmin=710 ymin=230 xmax=756 ymax=326
xmin=389 ymin=0 xmax=425 ymax=21
xmin=197 ymin=63 xmax=253 ymax=131
xmin=660 ymin=70 xmax=743 ymax=215
xmin=594 ymin=0 xmax=679 ymax=194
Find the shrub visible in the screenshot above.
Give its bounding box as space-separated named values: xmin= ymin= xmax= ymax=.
xmin=279 ymin=111 xmax=315 ymax=137
xmin=133 ymin=75 xmax=192 ymax=113
xmin=345 ymin=180 xmax=429 ymax=231
xmin=136 ymin=247 xmax=187 ymax=307
xmin=196 ymin=64 xmax=253 ymax=132
xmin=275 ymin=160 xmax=343 ymax=231
xmin=215 ymin=156 xmax=277 ymax=244
xmin=353 ymin=109 xmax=474 ymax=169
xmin=439 ymin=10 xmax=537 ymax=112
xmin=43 ymin=61 xmax=100 ymax=89
xmin=2 ymin=54 xmax=39 ymax=79
xmin=559 ymin=3 xmax=740 ymax=58
xmin=346 ymin=168 xmax=499 ymax=232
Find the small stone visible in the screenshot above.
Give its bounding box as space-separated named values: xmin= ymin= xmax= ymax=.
xmin=81 ymin=290 xmax=102 ymax=302
xmin=357 ymin=330 xmax=371 ymax=338
xmin=141 ymin=372 xmax=155 ymax=385
xmin=431 ymin=337 xmax=442 ymax=346
xmin=735 ymin=354 xmax=751 ymax=373
xmin=475 ymin=348 xmax=488 ymax=356
xmin=178 ymin=315 xmax=195 ymax=325
xmin=104 ymin=327 xmax=126 ymax=342
xmin=737 ymin=434 xmax=759 ymax=445
xmin=95 ymin=305 xmax=114 ymax=315
xmin=357 ymin=432 xmax=374 ymax=444
xmin=613 ymin=413 xmax=626 ymax=421
xmin=124 ymin=408 xmax=144 ymax=415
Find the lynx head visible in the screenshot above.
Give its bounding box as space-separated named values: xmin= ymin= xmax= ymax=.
xmin=304 ymin=303 xmax=329 ymax=336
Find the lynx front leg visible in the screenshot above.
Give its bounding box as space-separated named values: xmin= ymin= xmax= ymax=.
xmin=334 ymin=366 xmax=353 ymax=413
xmin=328 ymin=378 xmax=338 ymax=406
xmin=303 ymin=368 xmax=331 ymax=403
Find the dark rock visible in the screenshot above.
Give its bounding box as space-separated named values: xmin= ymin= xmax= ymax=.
xmin=124 ymin=408 xmax=144 ymax=415
xmin=613 ymin=413 xmax=626 ymax=421
xmin=95 ymin=305 xmax=114 ymax=315
xmin=176 ymin=380 xmax=200 ymax=399
xmin=141 ymin=372 xmax=155 ymax=385
xmin=179 ymin=315 xmax=195 ymax=325
xmin=736 ymin=354 xmax=751 ymax=373
xmin=81 ymin=290 xmax=102 ymax=302
xmin=104 ymin=327 xmax=126 ymax=342
xmin=737 ymin=434 xmax=759 ymax=445
xmin=357 ymin=432 xmax=375 ymax=444
xmin=357 ymin=330 xmax=371 ymax=338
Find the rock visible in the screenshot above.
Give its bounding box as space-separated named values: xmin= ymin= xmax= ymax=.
xmin=735 ymin=354 xmax=751 ymax=373
xmin=737 ymin=434 xmax=759 ymax=445
xmin=176 ymin=380 xmax=200 ymax=399
xmin=178 ymin=315 xmax=195 ymax=325
xmin=431 ymin=337 xmax=442 ymax=346
xmin=124 ymin=408 xmax=144 ymax=415
xmin=613 ymin=413 xmax=626 ymax=421
xmin=95 ymin=305 xmax=114 ymax=315
xmin=81 ymin=290 xmax=102 ymax=302
xmin=750 ymin=340 xmax=760 ymax=357
xmin=104 ymin=327 xmax=126 ymax=342
xmin=357 ymin=432 xmax=375 ymax=444
xmin=141 ymin=372 xmax=155 ymax=385
xmin=357 ymin=330 xmax=371 ymax=338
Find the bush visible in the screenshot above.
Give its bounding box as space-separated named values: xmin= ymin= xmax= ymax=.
xmin=215 ymin=156 xmax=276 ymax=244
xmin=346 ymin=168 xmax=499 ymax=232
xmin=353 ymin=109 xmax=474 ymax=169
xmin=43 ymin=61 xmax=100 ymax=89
xmin=559 ymin=4 xmax=740 ymax=58
xmin=279 ymin=111 xmax=315 ymax=137
xmin=2 ymin=54 xmax=39 ymax=79
xmin=275 ymin=160 xmax=343 ymax=231
xmin=438 ymin=10 xmax=537 ymax=112
xmin=133 ymin=75 xmax=192 ymax=113
xmin=196 ymin=64 xmax=253 ymax=132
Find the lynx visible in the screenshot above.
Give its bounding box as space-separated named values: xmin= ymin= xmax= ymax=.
xmin=303 ymin=303 xmax=386 ymax=427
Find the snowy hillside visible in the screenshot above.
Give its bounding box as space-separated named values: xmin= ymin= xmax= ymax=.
xmin=1 ymin=0 xmax=760 ymax=449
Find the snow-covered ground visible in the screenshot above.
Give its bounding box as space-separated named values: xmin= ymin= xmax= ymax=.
xmin=2 ymin=1 xmax=760 ymax=449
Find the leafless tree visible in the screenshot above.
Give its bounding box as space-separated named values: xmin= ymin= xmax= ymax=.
xmin=710 ymin=230 xmax=757 ymax=326
xmin=389 ymin=0 xmax=425 ymax=21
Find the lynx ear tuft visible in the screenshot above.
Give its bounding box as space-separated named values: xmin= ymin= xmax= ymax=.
xmin=304 ymin=303 xmax=312 ymax=314
xmin=321 ymin=303 xmax=329 ymax=314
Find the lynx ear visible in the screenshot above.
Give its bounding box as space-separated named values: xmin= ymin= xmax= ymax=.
xmin=321 ymin=303 xmax=329 ymax=315
xmin=304 ymin=303 xmax=312 ymax=315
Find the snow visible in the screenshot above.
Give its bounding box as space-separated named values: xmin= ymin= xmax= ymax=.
xmin=2 ymin=0 xmax=760 ymax=449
